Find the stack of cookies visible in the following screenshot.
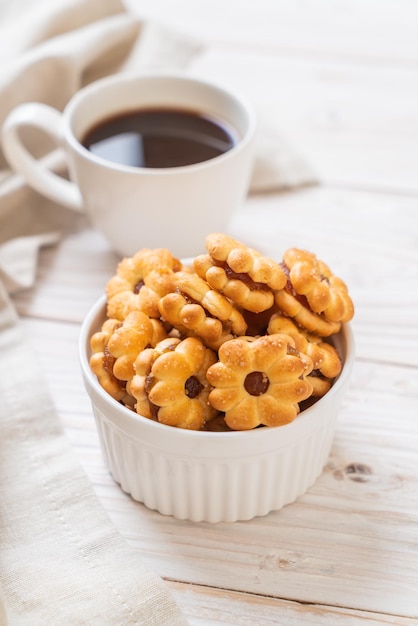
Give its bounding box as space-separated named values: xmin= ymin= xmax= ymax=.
xmin=90 ymin=233 xmax=354 ymax=431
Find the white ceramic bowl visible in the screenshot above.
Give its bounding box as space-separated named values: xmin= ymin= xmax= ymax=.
xmin=79 ymin=296 xmax=355 ymax=523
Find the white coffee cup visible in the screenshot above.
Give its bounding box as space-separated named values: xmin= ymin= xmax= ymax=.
xmin=2 ymin=72 xmax=256 ymax=257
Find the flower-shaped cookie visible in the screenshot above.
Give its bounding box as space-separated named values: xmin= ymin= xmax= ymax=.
xmin=106 ymin=310 xmax=167 ymax=381
xmin=275 ymin=248 xmax=354 ymax=336
xmin=207 ymin=334 xmax=313 ymax=430
xmin=128 ymin=337 xmax=182 ymax=419
xmin=267 ymin=313 xmax=342 ymax=397
xmin=106 ymin=247 xmax=182 ymax=320
xmin=196 ymin=233 xmax=287 ymax=313
xmin=134 ymin=337 xmax=218 ymax=430
xmin=90 ymin=318 xmax=134 ymax=407
xmin=158 ymin=271 xmax=247 ymax=350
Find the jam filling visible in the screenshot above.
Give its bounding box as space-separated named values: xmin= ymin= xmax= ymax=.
xmin=133 ymin=279 xmax=145 ymax=294
xmin=280 ymin=262 xmax=310 ymax=308
xmin=244 ymin=371 xmax=269 ymax=396
xmin=144 ymin=374 xmax=160 ymax=418
xmin=179 ymin=289 xmax=215 ymax=320
xmin=185 ymin=375 xmax=203 ymax=399
xmin=178 ymin=289 xmax=234 ymax=332
xmin=144 ymin=373 xmax=156 ymax=395
xmin=103 ymin=346 xmax=115 ymax=375
xmin=222 ymin=262 xmax=269 ymax=292
xmin=103 ymin=347 xmax=126 ymax=389
xmin=178 ymin=289 xmax=200 ymax=306
xmin=309 ymin=369 xmax=322 ymax=378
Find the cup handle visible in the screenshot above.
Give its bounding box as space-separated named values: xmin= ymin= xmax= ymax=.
xmin=2 ymin=102 xmax=84 ymax=212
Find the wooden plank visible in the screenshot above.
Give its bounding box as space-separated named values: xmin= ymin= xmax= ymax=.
xmin=3 ymin=0 xmax=417 ymax=67
xmin=125 ymin=0 xmax=418 ymax=66
xmin=190 ymin=48 xmax=418 ymax=193
xmin=168 ymin=581 xmax=418 ymax=626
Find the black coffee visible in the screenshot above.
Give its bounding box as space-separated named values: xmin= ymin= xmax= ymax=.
xmin=82 ymin=108 xmax=238 ymax=168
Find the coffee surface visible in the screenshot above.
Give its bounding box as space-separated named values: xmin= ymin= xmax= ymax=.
xmin=82 ymin=108 xmax=237 ymax=168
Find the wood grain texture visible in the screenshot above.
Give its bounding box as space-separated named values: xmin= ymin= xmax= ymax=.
xmin=168 ymin=582 xmax=418 ymax=626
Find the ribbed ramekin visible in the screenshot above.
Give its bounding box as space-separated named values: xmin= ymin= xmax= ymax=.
xmin=79 ymin=296 xmax=354 ymax=523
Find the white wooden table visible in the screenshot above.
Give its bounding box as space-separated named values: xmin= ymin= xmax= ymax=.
xmin=11 ymin=1 xmax=418 ymax=623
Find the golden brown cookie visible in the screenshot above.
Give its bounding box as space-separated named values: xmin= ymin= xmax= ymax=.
xmin=128 ymin=337 xmax=182 ymax=419
xmin=90 ymin=237 xmax=354 ymax=428
xmin=267 ymin=313 xmax=342 ymax=397
xmin=158 ymin=271 xmax=247 ymax=350
xmin=89 ymin=318 xmax=134 ymax=407
xmin=131 ymin=337 xmax=218 ymax=430
xmin=275 ymin=248 xmax=354 ymax=336
xmin=207 ymin=333 xmax=313 ymax=430
xmin=307 ymin=374 xmax=334 ymax=398
xmin=196 ymin=233 xmax=287 ymax=313
xmin=106 ymin=310 xmax=167 ymax=382
xmin=106 ymin=247 xmax=182 ymax=320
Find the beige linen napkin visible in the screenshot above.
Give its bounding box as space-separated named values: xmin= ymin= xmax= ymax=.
xmin=0 ymin=281 xmax=188 ymax=626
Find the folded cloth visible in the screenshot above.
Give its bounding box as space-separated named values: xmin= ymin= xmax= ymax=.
xmin=0 ymin=280 xmax=189 ymax=625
